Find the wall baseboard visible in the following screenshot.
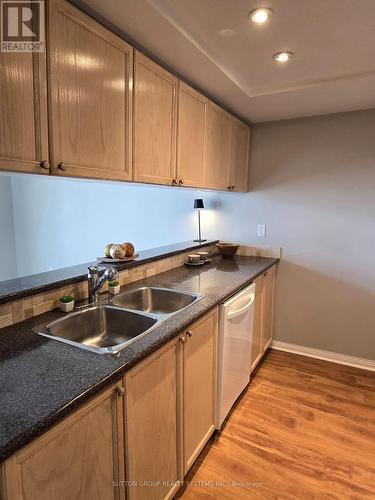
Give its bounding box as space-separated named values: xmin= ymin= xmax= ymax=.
xmin=272 ymin=341 xmax=375 ymax=372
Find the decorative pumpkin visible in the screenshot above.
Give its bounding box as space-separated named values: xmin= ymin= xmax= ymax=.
xmin=104 ymin=243 xmax=114 ymax=258
xmin=110 ymin=244 xmax=126 ymax=259
xmin=122 ymin=242 xmax=135 ymax=257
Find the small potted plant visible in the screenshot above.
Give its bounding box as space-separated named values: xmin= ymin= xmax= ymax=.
xmin=59 ymin=295 xmax=75 ymax=312
xmin=108 ymin=280 xmax=120 ymax=295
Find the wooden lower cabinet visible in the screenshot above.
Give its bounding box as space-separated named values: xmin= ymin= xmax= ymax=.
xmin=251 ymin=265 xmax=277 ymax=373
xmin=1 ymin=382 xmax=125 ymax=500
xmin=0 ymin=308 xmax=220 ymax=500
xmin=250 ymin=274 xmax=264 ymax=372
xmin=182 ymin=310 xmax=218 ymax=474
xmin=261 ymin=265 xmax=277 ymax=353
xmin=124 ymin=308 xmax=218 ymax=499
xmin=124 ymin=339 xmax=180 ymax=500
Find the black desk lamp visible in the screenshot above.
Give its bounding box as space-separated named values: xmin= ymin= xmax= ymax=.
xmin=193 ymin=199 xmax=207 ymax=242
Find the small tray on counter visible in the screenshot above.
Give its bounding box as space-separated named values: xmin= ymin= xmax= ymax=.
xmin=184 ymin=258 xmax=212 ymax=267
xmin=97 ymin=253 xmax=139 ymax=263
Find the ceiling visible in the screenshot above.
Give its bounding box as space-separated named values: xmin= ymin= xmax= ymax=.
xmin=77 ymin=0 xmax=375 ymax=123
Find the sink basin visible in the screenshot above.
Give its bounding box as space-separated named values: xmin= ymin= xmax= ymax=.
xmin=36 ymin=287 xmax=202 ymax=354
xmin=110 ymin=286 xmax=202 ymax=315
xmin=36 ymin=305 xmax=158 ymax=354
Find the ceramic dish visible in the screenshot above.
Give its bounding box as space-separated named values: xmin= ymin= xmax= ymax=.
xmin=184 ymin=260 xmax=205 ymax=267
xmin=97 ymin=253 xmax=139 ymax=263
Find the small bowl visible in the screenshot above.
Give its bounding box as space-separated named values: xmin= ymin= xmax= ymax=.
xmin=216 ymin=243 xmax=239 ymax=258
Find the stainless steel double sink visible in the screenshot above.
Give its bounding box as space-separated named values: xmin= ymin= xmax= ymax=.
xmin=36 ymin=287 xmax=203 ymax=354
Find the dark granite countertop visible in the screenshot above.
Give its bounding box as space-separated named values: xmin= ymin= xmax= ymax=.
xmin=0 ymin=240 xmax=218 ymax=304
xmin=0 ymin=255 xmax=278 ymax=462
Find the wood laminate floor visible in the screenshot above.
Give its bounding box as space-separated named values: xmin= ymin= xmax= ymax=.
xmin=177 ymin=350 xmax=375 ymax=499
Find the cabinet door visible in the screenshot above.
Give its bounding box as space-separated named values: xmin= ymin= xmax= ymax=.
xmin=133 ymin=51 xmax=178 ymax=186
xmin=176 ymin=82 xmax=207 ymax=187
xmin=229 ymin=119 xmax=251 ymax=192
xmin=0 ymin=50 xmax=49 ymax=174
xmin=182 ymin=310 xmax=218 ymax=474
xmin=261 ymin=265 xmax=277 ymax=353
xmin=2 ymin=383 xmax=125 ymax=500
xmin=48 ymin=0 xmax=133 ymax=181
xmin=250 ymin=275 xmax=264 ymax=373
xmin=204 ymin=102 xmax=232 ymax=190
xmin=125 ymin=339 xmax=180 ymax=500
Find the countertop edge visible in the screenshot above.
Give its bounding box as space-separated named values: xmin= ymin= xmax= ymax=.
xmin=0 ymin=240 xmax=219 ymax=305
xmin=0 ymin=257 xmax=278 ymax=462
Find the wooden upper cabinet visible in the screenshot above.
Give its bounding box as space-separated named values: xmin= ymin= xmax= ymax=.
xmin=0 ymin=0 xmax=249 ymax=191
xmin=204 ymin=102 xmax=232 ymax=190
xmin=2 ymin=383 xmax=125 ymax=500
xmin=229 ymin=118 xmax=251 ymax=192
xmin=48 ymin=0 xmax=133 ymax=181
xmin=133 ymin=51 xmax=178 ymax=186
xmin=0 ymin=50 xmax=49 ymax=174
xmin=182 ymin=310 xmax=217 ymax=475
xmin=176 ymin=82 xmax=207 ymax=187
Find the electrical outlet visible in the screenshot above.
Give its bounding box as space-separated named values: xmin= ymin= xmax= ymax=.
xmin=258 ymin=224 xmax=266 ymax=237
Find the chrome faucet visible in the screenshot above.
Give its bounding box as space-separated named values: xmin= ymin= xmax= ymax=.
xmin=87 ymin=266 xmax=119 ymax=304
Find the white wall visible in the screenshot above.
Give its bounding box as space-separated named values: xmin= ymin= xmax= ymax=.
xmin=7 ymin=175 xmax=216 ymax=277
xmin=1 ymin=108 xmax=374 ymax=361
xmin=0 ymin=176 xmax=17 ymax=281
xmin=210 ymin=108 xmax=375 ymax=360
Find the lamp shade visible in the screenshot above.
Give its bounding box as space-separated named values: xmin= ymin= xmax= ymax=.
xmin=194 ymin=198 xmax=204 ymax=209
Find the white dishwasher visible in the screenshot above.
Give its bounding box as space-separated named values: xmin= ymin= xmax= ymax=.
xmin=216 ymin=282 xmax=256 ymax=429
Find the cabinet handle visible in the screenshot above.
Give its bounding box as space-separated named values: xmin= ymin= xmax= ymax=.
xmin=58 ymin=162 xmax=67 ymax=171
xmin=172 ymin=178 xmax=178 ymax=186
xmin=227 ymin=185 xmax=235 ymax=191
xmin=40 ymin=160 xmax=50 ymax=170
xmin=231 ymin=185 xmax=235 ymax=190
xmin=186 ymin=330 xmax=193 ymax=338
xmin=179 ymin=335 xmax=187 ymax=344
xmin=264 ymin=271 xmax=270 ymax=278
xmin=179 ymin=179 xmax=184 ymax=186
xmin=115 ymin=386 xmax=125 ymax=397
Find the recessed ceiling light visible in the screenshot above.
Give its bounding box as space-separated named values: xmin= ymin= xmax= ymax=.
xmin=249 ymin=8 xmax=273 ymax=24
xmin=273 ymin=51 xmax=294 ymax=63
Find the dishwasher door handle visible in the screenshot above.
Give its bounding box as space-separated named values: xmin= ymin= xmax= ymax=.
xmin=227 ymin=294 xmax=255 ymax=320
